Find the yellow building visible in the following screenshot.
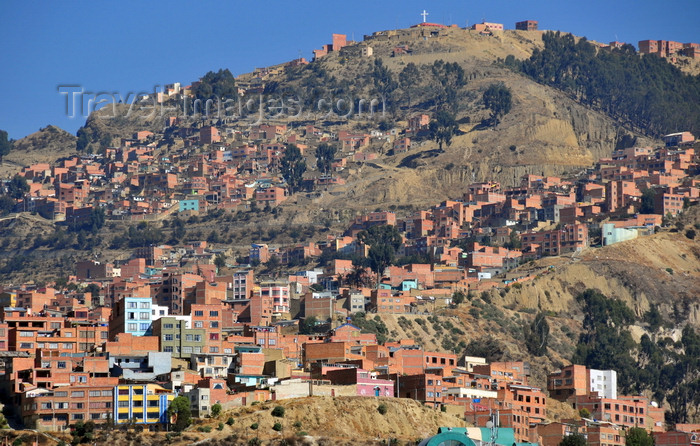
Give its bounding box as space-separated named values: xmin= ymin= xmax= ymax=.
xmin=114 ymin=384 xmax=174 ymax=425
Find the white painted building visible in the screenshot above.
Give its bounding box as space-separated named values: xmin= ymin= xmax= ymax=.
xmin=589 ymin=369 xmax=617 ymax=399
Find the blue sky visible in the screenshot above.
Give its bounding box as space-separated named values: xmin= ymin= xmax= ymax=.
xmin=1 ymin=0 xmax=698 ymax=140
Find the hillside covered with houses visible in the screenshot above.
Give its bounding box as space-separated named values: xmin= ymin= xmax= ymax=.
xmin=0 ymin=19 xmax=699 ymax=446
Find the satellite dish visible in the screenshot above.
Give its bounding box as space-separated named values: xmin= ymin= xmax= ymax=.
xmin=486 ymin=421 xmax=494 ymax=429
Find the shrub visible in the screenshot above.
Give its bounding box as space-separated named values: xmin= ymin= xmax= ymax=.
xmin=377 ymin=403 xmax=388 ymax=415
xmin=273 ymin=422 xmax=283 ymax=431
xmin=198 ymin=426 xmax=212 ymax=432
xmin=666 ymin=267 xmax=674 ymax=275
xmin=293 ymin=421 xmax=302 ymax=429
xmin=271 ymin=406 xmax=286 ymax=417
xmin=686 ymin=229 xmax=696 ymax=239
xmin=226 ymin=416 xmax=235 ymax=426
xmin=217 ymin=422 xmax=225 ymax=431
xmin=250 ymin=422 xmax=259 ymax=430
xmin=297 ymin=431 xmax=309 ymax=437
xmin=211 ymin=403 xmax=222 ymax=417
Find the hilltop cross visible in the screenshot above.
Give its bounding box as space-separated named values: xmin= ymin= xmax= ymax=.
xmin=421 ymin=9 xmax=429 ymax=23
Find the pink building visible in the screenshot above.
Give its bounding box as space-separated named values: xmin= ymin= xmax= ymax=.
xmin=325 ymin=367 xmax=394 ymax=397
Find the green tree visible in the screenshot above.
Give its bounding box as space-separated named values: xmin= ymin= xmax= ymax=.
xmin=193 ymin=69 xmax=236 ymax=100
xmin=640 ymin=188 xmax=656 ymax=214
xmin=0 ymin=195 xmax=15 ymax=215
xmin=483 ymin=83 xmax=513 ymax=126
xmin=211 ymin=403 xmax=222 ymax=417
xmin=214 ymin=254 xmax=226 ymax=272
xmin=299 ymin=316 xmax=318 ymax=334
xmin=7 ymin=175 xmax=29 ymax=200
xmin=559 ymin=433 xmax=586 ymax=446
xmin=451 ymin=291 xmax=466 ymax=306
xmin=167 ymin=395 xmax=192 ymax=432
xmin=429 ymin=110 xmax=459 ymax=152
xmin=280 ymin=144 xmax=307 ymax=194
xmin=372 ymin=58 xmax=398 ymax=108
xmin=0 ymin=130 xmax=11 ymax=163
xmin=76 ymin=127 xmax=91 ymax=152
xmin=357 ymin=225 xmax=403 ymax=285
xmin=399 ymin=62 xmax=421 ymax=108
xmin=315 ymin=143 xmax=337 ymax=175
xmin=625 ymin=427 xmax=653 ymax=446
xmin=572 ymin=289 xmax=638 ymax=393
xmin=430 ymin=60 xmax=467 ymax=111
xmin=524 ymin=311 xmax=550 ymax=356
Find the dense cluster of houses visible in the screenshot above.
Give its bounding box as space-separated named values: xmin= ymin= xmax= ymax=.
xmin=1 ymin=43 xmax=699 ymax=443
xmin=0 ymin=130 xmax=697 ymax=444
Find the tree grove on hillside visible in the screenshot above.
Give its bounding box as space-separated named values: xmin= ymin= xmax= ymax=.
xmin=519 ymin=31 xmax=700 ymax=136
xmin=193 ymin=69 xmax=236 ymax=100
xmin=430 ymin=60 xmax=467 ymax=112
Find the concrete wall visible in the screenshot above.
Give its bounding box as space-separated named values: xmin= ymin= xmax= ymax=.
xmin=271 ymin=379 xmax=357 ymax=400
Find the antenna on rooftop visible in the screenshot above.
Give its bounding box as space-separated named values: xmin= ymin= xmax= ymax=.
xmin=421 ymin=9 xmax=429 ymax=23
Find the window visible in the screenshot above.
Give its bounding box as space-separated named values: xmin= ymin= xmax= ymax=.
xmin=209 ymin=333 xmax=219 ymax=341
xmin=139 ymin=312 xmax=150 ymax=320
xmin=182 ymin=346 xmax=193 ymax=354
xmin=210 ymin=321 xmax=219 ymax=328
xmin=164 ymin=323 xmax=174 ymax=329
xmin=72 ymin=414 xmax=83 ymax=420
xmin=71 ymin=391 xmax=84 ymax=397
xmin=185 ymin=334 xmax=193 ymax=342
xmin=127 ymin=312 xmax=136 ymax=320
xmin=194 ymin=321 xmax=203 ymax=328
xmin=127 ymin=323 xmax=137 ymax=332
xmin=224 ymin=348 xmax=232 ymax=354
xmin=54 ymin=391 xmax=68 ymax=397
xmin=139 ymin=302 xmax=150 ymax=309
xmin=57 ymin=361 xmax=66 ymax=369
xmin=140 ymin=323 xmax=150 ymax=331
xmin=164 ymin=334 xmax=173 ymax=341
xmin=89 ymin=390 xmax=101 ymax=397
xmin=209 ymin=311 xmax=218 ymax=317
xmin=19 ymin=331 xmax=34 ymax=337
xmin=194 ymin=311 xmax=204 ymax=317
xmin=210 ymin=347 xmax=219 ymax=353
xmin=164 ymin=346 xmax=173 ymax=353
xmin=63 ymin=343 xmax=73 ymax=349
xmin=194 ymin=335 xmax=201 ymax=342
xmin=118 ymin=401 xmax=129 ymax=407
xmin=127 ymin=302 xmax=137 ymax=309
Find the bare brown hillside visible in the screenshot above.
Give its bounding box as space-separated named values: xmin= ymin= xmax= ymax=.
xmin=0 ymin=126 xmax=77 ymax=179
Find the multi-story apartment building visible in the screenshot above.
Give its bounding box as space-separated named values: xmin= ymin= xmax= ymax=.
xmin=114 ymin=384 xmax=175 ymax=426
xmin=108 ymin=296 xmax=153 ymax=341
